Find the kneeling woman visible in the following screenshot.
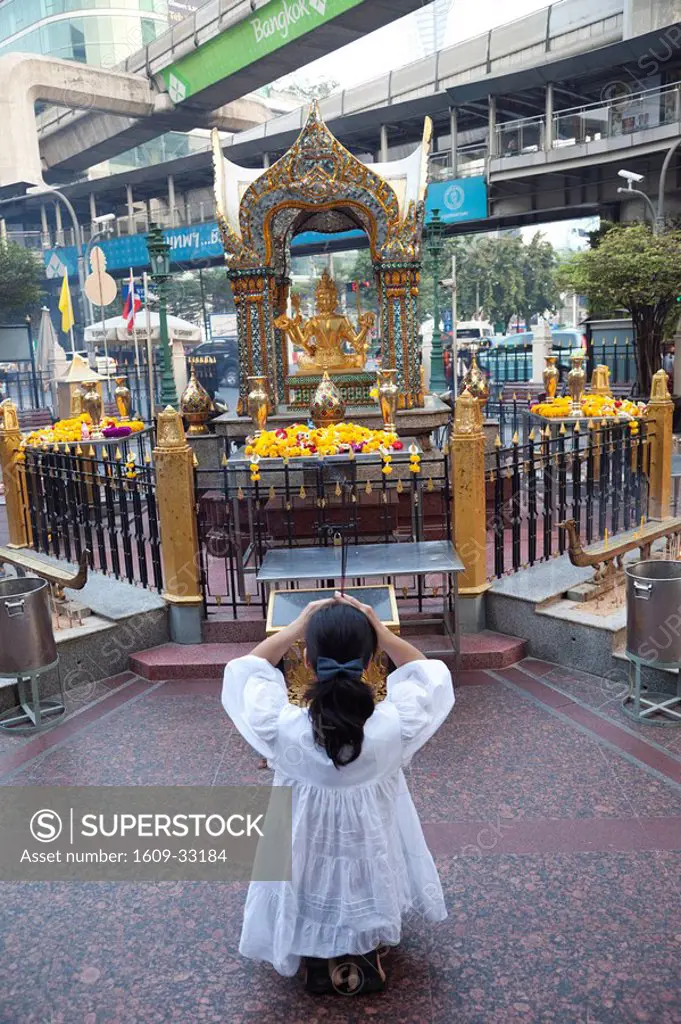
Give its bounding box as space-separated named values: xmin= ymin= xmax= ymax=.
xmin=222 ymin=592 xmax=454 ymax=994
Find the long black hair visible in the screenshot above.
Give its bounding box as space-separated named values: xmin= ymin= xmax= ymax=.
xmin=304 ymin=603 xmax=377 ymax=769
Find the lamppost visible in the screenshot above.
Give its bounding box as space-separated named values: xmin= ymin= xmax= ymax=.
xmin=426 ymin=207 xmax=448 ymax=394
xmin=147 ymin=223 xmax=178 ymax=409
xmin=26 ymin=184 xmax=87 ymax=336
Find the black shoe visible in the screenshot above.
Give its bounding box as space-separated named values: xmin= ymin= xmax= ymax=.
xmin=330 ymin=949 xmax=387 ymax=995
xmin=304 ymin=957 xmax=334 ymax=995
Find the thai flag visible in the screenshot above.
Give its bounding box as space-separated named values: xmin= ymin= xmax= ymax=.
xmin=123 ymin=271 xmax=143 ymax=333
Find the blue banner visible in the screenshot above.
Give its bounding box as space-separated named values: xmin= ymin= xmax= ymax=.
xmin=425 ymin=176 xmax=487 ymax=225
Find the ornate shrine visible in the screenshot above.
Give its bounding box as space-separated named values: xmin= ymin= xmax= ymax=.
xmin=212 ymin=102 xmax=432 ymax=415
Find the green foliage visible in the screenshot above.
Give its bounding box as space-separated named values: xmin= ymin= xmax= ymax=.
xmin=558 ymin=223 xmax=681 ymax=394
xmin=165 ymin=267 xmax=234 ymax=323
xmin=0 ymin=241 xmax=43 ymax=318
xmin=419 ymin=231 xmax=559 ymax=333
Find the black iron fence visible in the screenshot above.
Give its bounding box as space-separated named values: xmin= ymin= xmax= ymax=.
xmin=585 ymin=339 xmax=637 ymax=387
xmin=20 ymin=429 xmax=163 ymax=591
xmin=0 ymin=369 xmax=51 ymax=410
xmin=486 ymin=418 xmax=649 ymax=579
xmin=194 ymin=445 xmax=452 ymax=616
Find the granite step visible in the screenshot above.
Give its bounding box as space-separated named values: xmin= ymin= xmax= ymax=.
xmin=130 ymin=630 xmax=526 ymax=680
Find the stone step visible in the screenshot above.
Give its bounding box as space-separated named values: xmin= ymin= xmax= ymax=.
xmin=130 ymin=630 xmax=526 ymax=680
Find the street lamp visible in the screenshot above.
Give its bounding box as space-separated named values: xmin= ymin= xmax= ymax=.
xmin=26 ymin=184 xmax=87 ymax=332
xmin=426 ymin=208 xmax=448 ymax=394
xmin=147 ymin=223 xmax=178 ymax=409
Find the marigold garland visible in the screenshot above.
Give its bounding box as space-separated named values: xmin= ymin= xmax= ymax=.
xmin=21 ymin=413 xmax=145 ymax=448
xmin=244 ymin=422 xmax=404 ymax=459
xmin=530 ymin=395 xmax=645 ymax=421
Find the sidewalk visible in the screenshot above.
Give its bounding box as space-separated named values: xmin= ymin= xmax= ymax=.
xmin=0 ymin=657 xmax=680 ymax=1022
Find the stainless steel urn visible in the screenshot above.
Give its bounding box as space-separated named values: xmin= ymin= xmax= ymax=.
xmin=626 ymin=560 xmax=681 ymax=665
xmin=0 ymin=578 xmax=57 ymax=675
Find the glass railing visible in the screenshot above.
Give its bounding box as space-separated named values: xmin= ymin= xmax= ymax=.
xmin=495 ymin=82 xmax=681 ymax=158
xmin=496 ymin=116 xmax=544 ymax=158
xmin=428 ymin=145 xmax=488 ymax=181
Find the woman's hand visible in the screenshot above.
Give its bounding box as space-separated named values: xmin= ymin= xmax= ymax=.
xmin=289 ymin=597 xmax=337 ymax=639
xmin=334 ymin=591 xmax=381 ymax=631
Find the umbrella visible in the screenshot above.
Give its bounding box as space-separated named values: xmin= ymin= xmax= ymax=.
xmin=37 ymin=306 xmax=68 ymax=408
xmin=84 ymin=312 xmax=201 ymax=346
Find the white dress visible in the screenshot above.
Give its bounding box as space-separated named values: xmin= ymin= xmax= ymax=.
xmin=221 ymin=654 xmax=454 ymax=977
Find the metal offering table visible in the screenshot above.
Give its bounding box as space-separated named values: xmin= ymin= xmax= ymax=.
xmin=257 ymin=540 xmax=464 ymax=669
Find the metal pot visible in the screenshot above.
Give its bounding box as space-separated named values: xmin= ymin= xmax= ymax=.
xmin=0 ymin=578 xmax=57 ymax=676
xmin=626 ymin=560 xmax=681 ymax=665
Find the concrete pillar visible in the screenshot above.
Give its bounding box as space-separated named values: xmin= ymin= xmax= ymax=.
xmin=532 ymin=317 xmax=552 ymax=383
xmin=172 ymin=338 xmax=188 ymax=397
xmin=54 ymin=202 xmax=64 ymax=246
xmin=488 ymin=95 xmax=497 ymax=158
xmin=449 ymin=390 xmax=490 ymax=631
xmin=126 ymin=184 xmax=135 ymax=235
xmin=544 ymin=83 xmax=554 ymax=151
xmin=647 ymin=368 xmax=674 ymax=520
xmin=153 ymin=407 xmax=203 ymax=643
xmin=380 ymin=124 xmax=389 ymax=163
xmin=0 ymin=400 xmax=31 ymax=548
xmin=167 ymin=174 xmax=176 ymax=226
xmin=263 ymin=152 xmax=270 ymax=169
xmin=40 ymin=203 xmax=49 ymax=246
xmin=449 ymin=107 xmax=458 ymax=177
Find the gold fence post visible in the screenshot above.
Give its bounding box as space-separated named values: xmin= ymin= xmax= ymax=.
xmin=153 ymin=406 xmax=203 ymax=643
xmin=0 ymin=399 xmax=31 ymax=548
xmin=449 ymin=388 xmax=490 ymax=630
xmin=646 ymin=369 xmax=674 ymax=520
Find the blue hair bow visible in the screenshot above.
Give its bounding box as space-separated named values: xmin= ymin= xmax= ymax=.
xmin=316 ymin=656 xmax=365 ymax=682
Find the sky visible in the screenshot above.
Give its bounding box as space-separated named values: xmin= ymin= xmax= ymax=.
xmin=278 ymin=0 xmax=553 ymax=91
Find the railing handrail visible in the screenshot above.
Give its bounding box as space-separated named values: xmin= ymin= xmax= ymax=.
xmin=497 ymin=81 xmax=680 ymax=133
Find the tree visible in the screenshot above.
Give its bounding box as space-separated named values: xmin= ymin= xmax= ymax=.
xmin=165 ymin=267 xmax=234 ymax=324
xmin=418 ymin=233 xmax=558 ymax=333
xmin=0 ymin=242 xmax=43 ymax=318
xmin=519 ymin=232 xmax=559 ymax=331
xmin=558 ymin=223 xmax=681 ymax=394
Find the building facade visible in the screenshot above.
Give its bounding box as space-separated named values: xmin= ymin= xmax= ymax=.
xmin=0 ymin=0 xmax=169 ymax=67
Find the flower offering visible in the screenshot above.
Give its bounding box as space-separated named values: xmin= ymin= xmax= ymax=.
xmin=22 ymin=413 xmax=145 ymax=448
xmin=244 ymin=422 xmax=403 ymax=459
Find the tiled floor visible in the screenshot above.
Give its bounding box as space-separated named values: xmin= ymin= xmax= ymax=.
xmin=0 ymin=658 xmax=680 ymax=1022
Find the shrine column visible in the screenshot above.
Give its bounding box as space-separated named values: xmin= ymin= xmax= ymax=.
xmin=229 ymin=268 xmax=278 ymax=415
xmin=379 ymin=263 xmax=423 ymax=408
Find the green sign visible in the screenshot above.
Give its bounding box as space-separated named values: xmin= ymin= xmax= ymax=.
xmin=160 ymin=0 xmax=364 ymax=103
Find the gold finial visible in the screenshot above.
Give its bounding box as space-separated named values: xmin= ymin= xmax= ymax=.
xmin=512 ymin=431 xmax=519 ymax=445
xmin=495 ymin=434 xmax=502 ymax=447
xmin=0 ymin=399 xmax=19 ymax=431
xmin=114 ymin=447 xmax=123 ymax=461
xmin=574 ymin=421 xmax=581 ymax=433
xmin=559 ymin=423 xmax=566 ymax=436
xmin=221 ymin=453 xmax=228 ymax=468
xmin=529 ymin=429 xmax=536 ymax=441
xmin=156 ymin=406 xmax=187 ymax=450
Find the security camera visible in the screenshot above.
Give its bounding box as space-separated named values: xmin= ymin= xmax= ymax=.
xmin=618 ymin=169 xmax=645 ymax=183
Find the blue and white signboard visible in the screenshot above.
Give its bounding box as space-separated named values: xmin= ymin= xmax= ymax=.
xmin=426 ymin=176 xmax=488 ymax=225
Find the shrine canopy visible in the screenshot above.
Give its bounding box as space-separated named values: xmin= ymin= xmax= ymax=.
xmin=212 ymin=101 xmax=432 ymax=271
xmin=211 ymin=102 xmax=432 ymax=413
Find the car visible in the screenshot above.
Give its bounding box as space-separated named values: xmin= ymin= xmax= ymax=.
xmin=191 ymin=338 xmax=239 ymax=390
